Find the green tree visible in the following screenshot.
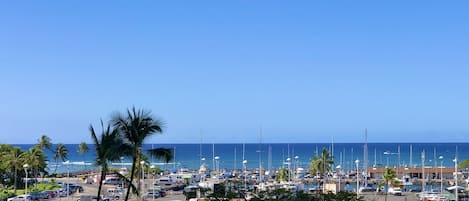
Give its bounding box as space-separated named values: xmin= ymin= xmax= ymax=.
xmin=3 ymin=147 xmax=25 ymax=194
xmin=53 ymin=144 xmax=68 ymax=174
xmin=308 ymin=155 xmax=321 ymax=177
xmin=383 ymin=167 xmax=397 ymax=201
xmin=36 ymin=135 xmax=52 ymax=152
xmin=22 ymin=147 xmax=47 ymax=187
xmin=77 ymin=142 xmax=90 ymax=170
xmin=459 ymin=160 xmax=469 ymax=169
xmin=276 ymin=168 xmax=290 ymax=182
xmin=308 ymin=148 xmax=333 ymax=178
xmin=318 ymin=148 xmax=334 ymax=177
xmin=90 ymin=120 xmax=128 ymax=201
xmin=112 ymin=107 xmax=172 ymax=201
xmin=308 ymin=148 xmax=333 ymax=195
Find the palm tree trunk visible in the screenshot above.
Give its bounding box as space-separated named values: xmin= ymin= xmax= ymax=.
xmin=124 ymin=156 xmax=137 ymax=201
xmin=97 ymin=164 xmax=107 ymax=201
xmin=54 ymin=159 xmax=58 ymax=174
xmin=13 ymin=167 xmax=17 ymax=194
xmin=384 ymin=183 xmax=388 ymax=201
xmin=34 ymin=167 xmax=38 ymax=191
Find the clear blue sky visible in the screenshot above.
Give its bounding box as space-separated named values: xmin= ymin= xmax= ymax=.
xmin=1 ymin=1 xmax=468 ymax=144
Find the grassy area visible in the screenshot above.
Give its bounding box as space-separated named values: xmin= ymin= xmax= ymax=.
xmin=0 ymin=188 xmax=16 ymax=200
xmin=34 ymin=183 xmax=61 ymax=191
xmin=0 ymin=183 xmax=61 ymax=199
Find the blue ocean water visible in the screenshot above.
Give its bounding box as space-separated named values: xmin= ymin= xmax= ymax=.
xmin=13 ymin=143 xmax=469 ymax=174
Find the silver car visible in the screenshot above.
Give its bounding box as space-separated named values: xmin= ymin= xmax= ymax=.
xmin=7 ymin=195 xmax=31 ymax=201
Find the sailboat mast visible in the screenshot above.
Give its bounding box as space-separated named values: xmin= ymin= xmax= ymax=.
xmin=268 ymin=145 xmax=272 ymax=173
xmin=364 ymin=128 xmax=368 ymax=187
xmin=212 ymin=143 xmax=215 ymax=172
xmin=410 ymin=144 xmax=413 ymax=167
xmin=173 ymin=147 xmax=176 ymax=170
xmin=397 ymin=145 xmax=400 ymax=177
xmin=234 ymin=146 xmax=237 ymax=171
xmin=332 ymin=136 xmax=334 ymax=159
xmin=259 ymin=126 xmax=263 ymax=182
xmin=343 ymin=148 xmax=346 ymax=171
xmin=200 ymin=130 xmax=203 ymax=167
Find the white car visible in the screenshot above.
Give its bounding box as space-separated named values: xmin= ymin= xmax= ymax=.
xmin=7 ymin=195 xmax=31 ymax=201
xmin=388 ymin=187 xmax=402 ymax=196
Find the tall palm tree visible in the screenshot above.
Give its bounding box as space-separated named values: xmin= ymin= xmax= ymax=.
xmin=276 ymin=168 xmax=290 ymax=182
xmin=383 ymin=167 xmax=397 ymax=201
xmin=36 ymin=135 xmax=52 ymax=151
xmin=22 ymin=147 xmax=47 ymax=187
xmin=78 ymin=142 xmax=90 ymax=170
xmin=90 ymin=120 xmax=128 ymax=201
xmin=53 ymin=144 xmax=68 ymax=174
xmin=4 ymin=147 xmax=25 ymax=194
xmin=308 ymin=155 xmax=321 ymax=177
xmin=319 ymin=148 xmax=334 ymax=177
xmin=309 ymin=148 xmax=333 ymax=178
xmin=308 ymin=148 xmax=333 ymax=195
xmin=112 ymin=107 xmax=172 ymax=201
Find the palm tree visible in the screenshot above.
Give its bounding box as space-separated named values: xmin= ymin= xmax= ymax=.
xmin=383 ymin=167 xmax=397 ymax=201
xmin=308 ymin=148 xmax=333 ymax=195
xmin=308 ymin=155 xmax=321 ymax=177
xmin=276 ymin=168 xmax=290 ymax=182
xmin=53 ymin=143 xmax=68 ymax=174
xmin=90 ymin=120 xmax=128 ymax=201
xmin=22 ymin=147 xmax=47 ymax=188
xmin=112 ymin=107 xmax=172 ymax=201
xmin=309 ymin=148 xmax=333 ymax=179
xmin=78 ymin=142 xmax=90 ymax=170
xmin=3 ymin=147 xmax=25 ymax=194
xmin=319 ymin=148 xmax=334 ymax=177
xmin=36 ymin=135 xmax=52 ymax=151
xmin=459 ymin=159 xmax=469 ymax=169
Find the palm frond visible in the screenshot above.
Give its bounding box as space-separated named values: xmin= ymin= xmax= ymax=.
xmin=112 ymin=171 xmax=138 ymax=195
xmin=148 ymin=148 xmax=173 ymax=163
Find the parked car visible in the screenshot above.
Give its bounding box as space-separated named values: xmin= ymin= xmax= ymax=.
xmin=29 ymin=192 xmax=43 ymax=200
xmin=7 ymin=195 xmax=31 ymax=201
xmin=57 ymin=189 xmax=71 ymax=197
xmin=142 ymin=192 xmax=160 ymax=200
xmin=103 ymin=178 xmax=122 ymax=185
xmin=43 ymin=190 xmax=57 ymax=198
xmin=106 ymin=188 xmax=123 ymax=200
xmin=77 ymin=195 xmax=109 ymax=201
xmin=68 ymin=185 xmax=84 ymax=193
xmin=388 ymin=187 xmax=402 ymax=196
xmin=83 ymin=178 xmax=93 ymax=184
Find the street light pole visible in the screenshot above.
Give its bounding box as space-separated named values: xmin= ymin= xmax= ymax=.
xmin=439 ymin=156 xmax=443 ymax=195
xmin=336 ymin=165 xmax=342 ymax=192
xmin=140 ymin=160 xmax=145 ymax=198
xmin=454 ymin=158 xmax=458 ymax=201
xmin=64 ymin=160 xmax=70 ymax=201
xmin=286 ymin=158 xmax=291 ymax=182
xmin=294 ymin=156 xmax=299 ymax=181
xmin=355 ymin=159 xmax=360 ymax=198
xmin=201 ymin=158 xmax=206 ymax=181
xmin=120 ymin=157 xmax=124 ymax=189
xmin=23 ymin=164 xmax=29 ymax=194
xmin=150 ymin=165 xmax=155 ymax=201
xmin=214 ymin=156 xmax=220 ymax=182
xmin=243 ymin=160 xmax=247 ymax=191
